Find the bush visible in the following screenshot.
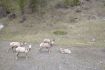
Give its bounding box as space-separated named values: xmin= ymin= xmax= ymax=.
xmin=29 ymin=0 xmax=38 ymax=13
xmin=0 ymin=0 xmax=13 ymax=13
xmin=53 ymin=30 xmax=67 ymax=35
xmin=17 ymin=0 xmax=26 ymax=14
xmin=64 ymin=0 xmax=80 ymax=7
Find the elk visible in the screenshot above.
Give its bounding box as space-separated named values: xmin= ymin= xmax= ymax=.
xmin=59 ymin=48 xmax=71 ymax=54
xmin=9 ymin=41 xmax=27 ymax=52
xmin=15 ymin=44 xmax=32 ymax=59
xmin=39 ymin=38 xmax=55 ymax=53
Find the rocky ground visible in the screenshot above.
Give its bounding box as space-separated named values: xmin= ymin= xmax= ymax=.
xmin=0 ymin=41 xmax=105 ymax=70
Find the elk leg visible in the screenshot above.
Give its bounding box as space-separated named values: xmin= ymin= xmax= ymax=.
xmin=47 ymin=48 xmax=50 ymax=53
xmin=16 ymin=52 xmax=19 ymax=60
xmin=25 ymin=53 xmax=28 ymax=60
xmin=16 ymin=52 xmax=19 ymax=57
xmin=12 ymin=46 xmax=17 ymax=52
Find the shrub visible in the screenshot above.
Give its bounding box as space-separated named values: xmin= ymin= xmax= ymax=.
xmin=17 ymin=0 xmax=26 ymax=15
xmin=0 ymin=0 xmax=13 ymax=13
xmin=53 ymin=30 xmax=67 ymax=35
xmin=64 ymin=0 xmax=80 ymax=7
xmin=29 ymin=0 xmax=38 ymax=13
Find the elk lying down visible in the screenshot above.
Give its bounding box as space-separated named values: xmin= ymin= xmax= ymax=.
xmin=60 ymin=48 xmax=71 ymax=54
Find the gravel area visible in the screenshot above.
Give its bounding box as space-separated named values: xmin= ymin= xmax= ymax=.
xmin=0 ymin=41 xmax=105 ymax=70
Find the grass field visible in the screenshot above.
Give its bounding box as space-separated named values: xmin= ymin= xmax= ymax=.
xmin=0 ymin=0 xmax=105 ymax=47
xmin=0 ymin=14 xmax=105 ymax=47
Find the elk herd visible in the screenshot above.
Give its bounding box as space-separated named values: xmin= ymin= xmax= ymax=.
xmin=9 ymin=38 xmax=71 ymax=59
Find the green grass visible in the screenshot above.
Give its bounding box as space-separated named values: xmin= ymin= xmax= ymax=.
xmin=53 ymin=30 xmax=67 ymax=35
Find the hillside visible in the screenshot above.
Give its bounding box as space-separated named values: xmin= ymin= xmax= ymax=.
xmin=0 ymin=0 xmax=105 ymax=47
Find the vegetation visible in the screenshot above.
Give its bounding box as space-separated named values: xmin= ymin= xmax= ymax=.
xmin=0 ymin=0 xmax=12 ymax=11
xmin=0 ymin=0 xmax=105 ymax=47
xmin=0 ymin=0 xmax=80 ymax=17
xmin=17 ymin=0 xmax=26 ymax=15
xmin=53 ymin=30 xmax=67 ymax=35
xmin=29 ymin=0 xmax=38 ymax=13
xmin=64 ymin=0 xmax=80 ymax=7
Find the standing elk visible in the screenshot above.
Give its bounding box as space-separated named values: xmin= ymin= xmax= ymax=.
xmin=39 ymin=39 xmax=55 ymax=53
xmin=15 ymin=44 xmax=32 ymax=59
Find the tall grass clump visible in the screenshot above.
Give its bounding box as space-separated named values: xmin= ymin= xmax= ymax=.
xmin=64 ymin=0 xmax=80 ymax=7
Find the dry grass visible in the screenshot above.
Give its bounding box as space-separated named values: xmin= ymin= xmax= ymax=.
xmin=0 ymin=16 xmax=105 ymax=47
xmin=0 ymin=0 xmax=105 ymax=47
